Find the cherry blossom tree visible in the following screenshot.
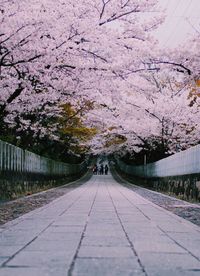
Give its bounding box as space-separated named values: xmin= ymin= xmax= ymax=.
xmin=1 ymin=0 xmax=163 ymax=156
xmin=85 ymin=64 xmax=200 ymax=161
xmin=3 ymin=0 xmax=199 ymax=163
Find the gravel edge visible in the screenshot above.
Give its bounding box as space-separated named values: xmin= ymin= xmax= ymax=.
xmin=0 ymin=172 xmax=92 ymax=226
xmin=111 ymin=168 xmax=200 ymax=227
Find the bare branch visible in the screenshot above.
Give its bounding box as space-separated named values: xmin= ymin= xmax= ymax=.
xmin=151 ymin=74 xmax=162 ymax=93
xmin=151 ymin=60 xmax=192 ymax=75
xmin=99 ymin=0 xmax=112 ymax=19
xmin=82 ymin=48 xmax=108 ymax=63
xmin=99 ymin=7 xmax=140 ymax=26
xmin=57 ymin=64 xmax=76 ymax=70
xmin=7 ymin=83 xmax=24 ymax=104
xmin=2 ymin=54 xmax=43 ymax=67
xmin=121 ymin=0 xmax=131 ymax=9
xmin=100 ymin=1 xmax=106 ymax=19
xmin=126 ymin=101 xmax=162 ymax=122
xmin=1 ymin=25 xmax=28 ymax=44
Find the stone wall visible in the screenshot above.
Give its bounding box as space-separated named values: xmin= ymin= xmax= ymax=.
xmin=152 ymin=174 xmax=200 ymax=202
xmin=114 ymin=144 xmax=200 ymax=202
xmin=115 ymin=165 xmax=200 ymax=202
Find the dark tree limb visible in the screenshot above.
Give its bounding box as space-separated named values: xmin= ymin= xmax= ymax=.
xmin=151 ymin=60 xmax=192 ymax=75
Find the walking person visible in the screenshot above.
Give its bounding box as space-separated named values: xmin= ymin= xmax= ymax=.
xmin=104 ymin=164 xmax=109 ymax=175
xmin=100 ymin=164 xmax=104 ymax=175
xmin=92 ymin=164 xmax=98 ymax=175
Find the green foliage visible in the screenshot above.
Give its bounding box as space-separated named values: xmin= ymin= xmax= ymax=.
xmin=0 ymin=101 xmax=96 ymax=162
xmin=58 ymin=102 xmax=97 ymax=154
xmin=122 ymin=137 xmax=171 ymax=165
xmin=104 ymin=134 xmax=127 ymax=148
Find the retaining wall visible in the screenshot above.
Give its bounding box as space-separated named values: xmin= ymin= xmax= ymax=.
xmin=115 ymin=144 xmax=200 ymax=201
xmin=0 ymin=140 xmax=89 ymax=198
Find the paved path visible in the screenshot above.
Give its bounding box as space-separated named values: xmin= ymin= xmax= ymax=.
xmin=1 ymin=175 xmax=200 ymax=275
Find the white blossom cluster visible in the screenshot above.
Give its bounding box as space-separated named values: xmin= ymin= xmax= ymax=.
xmin=0 ymin=0 xmax=199 ymax=156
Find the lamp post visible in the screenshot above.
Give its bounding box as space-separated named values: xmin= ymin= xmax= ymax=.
xmin=144 ymin=153 xmax=147 ymax=179
xmin=144 ymin=154 xmax=147 ymax=166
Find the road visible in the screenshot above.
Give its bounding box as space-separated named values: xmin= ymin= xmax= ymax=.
xmin=0 ymin=174 xmax=200 ymax=275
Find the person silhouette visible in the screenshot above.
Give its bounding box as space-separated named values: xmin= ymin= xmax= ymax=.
xmin=100 ymin=164 xmax=104 ymax=175
xmin=104 ymin=164 xmax=108 ymax=175
xmin=92 ymin=164 xmax=98 ymax=175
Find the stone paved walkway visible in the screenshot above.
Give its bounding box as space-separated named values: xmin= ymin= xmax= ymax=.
xmin=112 ymin=169 xmax=200 ymax=227
xmin=0 ymin=173 xmax=91 ymax=226
xmin=1 ymin=174 xmax=200 ymax=275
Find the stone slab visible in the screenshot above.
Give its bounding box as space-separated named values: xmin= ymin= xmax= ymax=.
xmin=78 ymin=246 xmax=134 ymax=258
xmin=73 ymin=258 xmax=144 ymax=276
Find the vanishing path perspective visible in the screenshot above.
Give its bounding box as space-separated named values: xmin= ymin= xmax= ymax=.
xmin=1 ymin=174 xmax=200 ymax=276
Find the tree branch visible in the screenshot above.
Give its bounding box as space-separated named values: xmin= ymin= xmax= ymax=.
xmin=7 ymin=83 xmax=24 ymax=104
xmin=99 ymin=7 xmax=140 ymax=26
xmin=151 ymin=60 xmax=192 ymax=75
xmin=2 ymin=54 xmax=43 ymax=67
xmin=82 ymin=48 xmax=108 ymax=63
xmin=126 ymin=101 xmax=162 ymax=122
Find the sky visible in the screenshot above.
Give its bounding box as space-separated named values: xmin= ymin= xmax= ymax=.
xmin=154 ymin=0 xmax=200 ymax=48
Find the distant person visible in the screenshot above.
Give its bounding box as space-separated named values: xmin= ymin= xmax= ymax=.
xmin=104 ymin=164 xmax=109 ymax=175
xmin=92 ymin=164 xmax=98 ymax=175
xmin=100 ymin=164 xmax=104 ymax=175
